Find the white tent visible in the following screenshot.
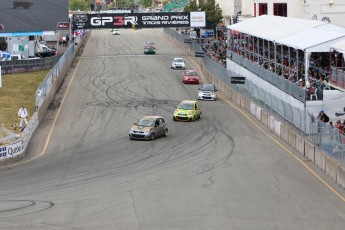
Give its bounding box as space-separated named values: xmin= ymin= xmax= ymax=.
xmin=228 ymin=15 xmax=345 ymax=84
xmin=330 ymin=39 xmax=345 ymax=55
xmin=228 ymin=15 xmax=326 ymax=41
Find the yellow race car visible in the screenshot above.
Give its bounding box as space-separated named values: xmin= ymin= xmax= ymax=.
xmin=173 ymin=100 xmax=201 ymax=122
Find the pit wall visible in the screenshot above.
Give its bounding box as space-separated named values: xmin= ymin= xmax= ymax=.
xmin=164 ymin=30 xmax=345 ymax=189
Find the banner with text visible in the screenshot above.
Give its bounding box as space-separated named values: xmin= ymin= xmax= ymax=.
xmin=72 ymin=12 xmax=206 ymax=30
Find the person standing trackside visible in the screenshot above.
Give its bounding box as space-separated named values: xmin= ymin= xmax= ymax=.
xmin=18 ymin=105 xmax=28 ymax=128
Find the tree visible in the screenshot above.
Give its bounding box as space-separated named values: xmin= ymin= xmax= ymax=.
xmin=69 ymin=0 xmax=91 ymax=11
xmin=140 ymin=0 xmax=153 ymax=8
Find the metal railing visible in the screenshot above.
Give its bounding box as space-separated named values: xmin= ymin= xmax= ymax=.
xmin=331 ymin=67 xmax=345 ymax=89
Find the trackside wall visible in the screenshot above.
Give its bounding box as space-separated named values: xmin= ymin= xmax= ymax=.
xmin=163 ymin=28 xmax=345 ymax=189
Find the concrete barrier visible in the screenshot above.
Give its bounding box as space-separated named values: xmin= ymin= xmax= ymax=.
xmin=305 ymin=141 xmax=315 ymax=163
xmin=338 ymin=165 xmax=345 ymax=189
xmin=325 ymin=156 xmax=340 ymax=181
xmin=315 ymin=148 xmax=326 ymax=172
xmin=261 ymin=111 xmax=268 ymax=128
xmin=280 ymin=125 xmax=288 ymax=143
xmin=244 ymin=99 xmax=250 ymax=113
xmin=275 ymin=121 xmax=281 ymax=137
xmin=288 ymin=129 xmax=297 ymax=149
xmin=296 ymin=135 xmax=305 ymax=156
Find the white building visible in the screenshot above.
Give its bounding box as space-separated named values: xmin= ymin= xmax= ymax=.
xmin=215 ymin=0 xmax=242 ymax=25
xmin=238 ymin=0 xmax=345 ymax=27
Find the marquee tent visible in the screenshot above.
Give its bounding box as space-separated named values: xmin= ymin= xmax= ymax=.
xmin=228 ymin=15 xmax=345 ymax=84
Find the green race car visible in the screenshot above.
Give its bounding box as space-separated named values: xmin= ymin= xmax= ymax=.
xmin=173 ymin=100 xmax=201 ymax=122
xmin=144 ymin=45 xmax=156 ymax=54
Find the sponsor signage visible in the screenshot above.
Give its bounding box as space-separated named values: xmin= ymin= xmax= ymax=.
xmin=72 ymin=12 xmax=206 ymax=29
xmin=57 ymin=22 xmax=70 ymax=29
xmin=0 ymin=140 xmax=24 ymax=159
xmin=231 ymin=77 xmax=246 ymax=84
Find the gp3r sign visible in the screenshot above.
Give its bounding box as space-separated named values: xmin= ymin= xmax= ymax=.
xmin=72 ymin=12 xmax=206 ymax=29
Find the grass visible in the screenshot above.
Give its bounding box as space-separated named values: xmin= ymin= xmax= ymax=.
xmin=0 ymin=70 xmax=48 ymax=136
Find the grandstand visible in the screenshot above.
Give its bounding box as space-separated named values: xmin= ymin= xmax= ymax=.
xmin=163 ymin=0 xmax=189 ymax=12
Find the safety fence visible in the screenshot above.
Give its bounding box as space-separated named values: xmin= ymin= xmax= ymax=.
xmin=0 ymin=32 xmax=89 ymax=164
xmin=0 ymin=54 xmax=62 ymax=74
xmin=331 ymin=67 xmax=345 ymax=89
xmin=164 ymin=28 xmax=345 ymax=189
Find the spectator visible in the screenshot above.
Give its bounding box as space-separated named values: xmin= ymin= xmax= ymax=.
xmin=62 ymin=36 xmax=67 ymax=47
xmin=17 ymin=104 xmax=28 ymax=128
xmin=317 ymin=110 xmax=329 ymax=123
xmin=335 ymin=120 xmax=344 ymax=134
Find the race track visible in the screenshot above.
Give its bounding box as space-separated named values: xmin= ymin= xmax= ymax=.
xmin=0 ymin=29 xmax=345 ymax=230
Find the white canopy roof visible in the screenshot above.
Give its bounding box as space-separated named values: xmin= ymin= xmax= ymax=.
xmin=228 ymin=15 xmax=345 ymax=52
xmin=330 ymin=39 xmax=345 ymax=54
xmin=276 ymin=25 xmax=345 ymax=52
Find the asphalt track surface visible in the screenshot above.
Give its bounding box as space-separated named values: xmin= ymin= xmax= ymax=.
xmin=1 ymin=29 xmax=345 ymax=229
xmin=0 ymin=0 xmax=68 ymax=32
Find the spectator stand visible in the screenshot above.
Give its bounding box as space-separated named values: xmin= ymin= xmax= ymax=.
xmin=227 ymin=15 xmax=345 ymax=156
xmin=227 ymin=15 xmax=345 ymax=103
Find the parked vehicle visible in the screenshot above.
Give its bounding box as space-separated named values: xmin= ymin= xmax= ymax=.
xmin=10 ymin=54 xmax=40 ymax=60
xmin=36 ymin=44 xmax=57 ymax=58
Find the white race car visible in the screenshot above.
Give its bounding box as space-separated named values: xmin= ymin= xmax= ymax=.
xmin=112 ymin=29 xmax=120 ymax=35
xmin=171 ymin=57 xmax=185 ymax=69
xmin=198 ymin=84 xmax=217 ymax=101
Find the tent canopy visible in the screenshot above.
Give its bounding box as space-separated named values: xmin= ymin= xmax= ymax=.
xmin=228 ymin=15 xmax=345 ymax=52
xmin=330 ymin=39 xmax=345 ymax=54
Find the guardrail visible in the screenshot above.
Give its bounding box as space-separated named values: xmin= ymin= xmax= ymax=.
xmin=164 ymin=28 xmax=345 ymax=189
xmin=0 ymin=32 xmax=89 ymax=165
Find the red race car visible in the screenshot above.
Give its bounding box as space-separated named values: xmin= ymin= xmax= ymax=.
xmin=182 ymin=70 xmax=199 ymax=84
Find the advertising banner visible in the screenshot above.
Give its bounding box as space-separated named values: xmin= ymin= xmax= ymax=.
xmin=0 ymin=140 xmax=25 ymax=160
xmin=0 ymin=0 xmax=69 ymax=33
xmin=72 ymin=12 xmax=206 ymax=30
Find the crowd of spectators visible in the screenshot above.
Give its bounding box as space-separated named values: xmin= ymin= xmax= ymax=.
xmin=176 ymin=27 xmax=228 ymax=67
xmin=230 ymin=33 xmax=339 ymax=100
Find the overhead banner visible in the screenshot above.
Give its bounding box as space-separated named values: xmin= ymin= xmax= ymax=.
xmin=0 ymin=0 xmax=69 ymax=34
xmin=72 ymin=12 xmax=206 ymax=30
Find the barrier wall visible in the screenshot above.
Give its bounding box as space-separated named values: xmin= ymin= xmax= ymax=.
xmin=165 ymin=29 xmax=345 ymax=189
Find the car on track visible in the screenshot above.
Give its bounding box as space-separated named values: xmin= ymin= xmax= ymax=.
xmin=111 ymin=29 xmax=120 ymax=35
xmin=198 ymin=84 xmax=217 ymax=100
xmin=145 ymin=41 xmax=156 ymax=49
xmin=171 ymin=57 xmax=185 ymax=69
xmin=182 ymin=70 xmax=199 ymax=84
xmin=129 ymin=116 xmax=168 ymax=140
xmin=173 ymin=100 xmax=201 ymax=122
xmin=144 ymin=45 xmax=156 ymax=54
